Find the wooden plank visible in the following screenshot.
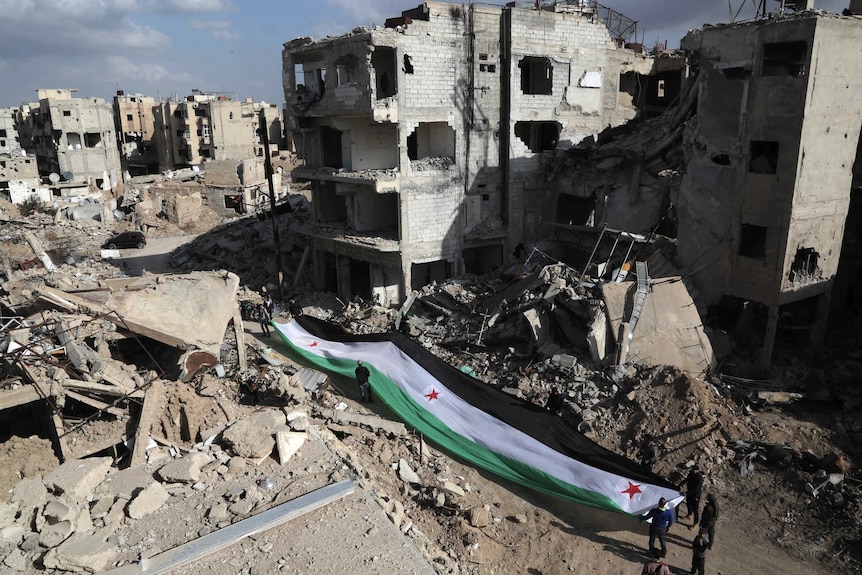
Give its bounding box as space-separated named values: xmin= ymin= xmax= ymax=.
xmin=64 ymin=390 xmax=126 ymax=418
xmin=130 ymin=380 xmax=164 ymax=469
xmin=64 ymin=380 xmax=145 ymax=398
xmin=101 ymin=479 xmax=355 ymax=575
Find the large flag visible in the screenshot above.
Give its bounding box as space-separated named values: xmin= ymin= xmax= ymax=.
xmin=274 ymin=316 xmax=682 ymax=516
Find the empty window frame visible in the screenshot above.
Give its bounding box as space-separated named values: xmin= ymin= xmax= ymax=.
xmin=789 ymin=247 xmax=819 ymax=281
xmin=335 ymin=56 xmax=357 ymax=86
xmin=0 ymin=129 xmax=7 ymax=138
xmin=749 ymin=140 xmax=779 ymax=174
xmin=519 ymin=56 xmax=553 ymax=95
xmin=406 ymin=122 xmax=455 ymax=162
xmin=514 ymin=121 xmax=560 ymax=153
xmin=739 ymin=224 xmax=767 ymax=259
xmin=372 ymin=47 xmax=397 ymax=99
xmin=62 ymin=110 xmax=71 ymax=117
xmin=762 ymin=41 xmax=807 ymax=77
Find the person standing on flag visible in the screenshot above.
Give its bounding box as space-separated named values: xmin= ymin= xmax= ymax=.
xmin=644 ymin=497 xmax=674 ymax=559
xmin=355 ymin=360 xmax=372 ymax=402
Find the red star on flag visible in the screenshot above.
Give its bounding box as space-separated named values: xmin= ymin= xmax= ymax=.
xmin=424 ymin=388 xmax=440 ymax=401
xmin=309 ymin=340 xmax=318 ymax=347
xmin=620 ymin=482 xmax=642 ymax=500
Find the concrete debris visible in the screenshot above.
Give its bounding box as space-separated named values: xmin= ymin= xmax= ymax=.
xmin=275 ymin=431 xmax=306 ymax=465
xmin=127 ymin=482 xmax=171 ymax=519
xmin=221 ymin=410 xmax=286 ymax=459
xmin=398 ymin=459 xmax=421 ymax=485
xmin=44 ymin=458 xmax=113 ymax=500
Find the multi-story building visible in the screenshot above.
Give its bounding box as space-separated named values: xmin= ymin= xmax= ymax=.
xmin=113 ymin=91 xmax=159 ymax=176
xmin=0 ymin=107 xmax=22 ymax=154
xmin=17 ymin=89 xmax=121 ymax=189
xmin=675 ymin=12 xmax=862 ymax=363
xmin=153 ymin=92 xmax=284 ymax=171
xmin=282 ymin=1 xmax=673 ymax=305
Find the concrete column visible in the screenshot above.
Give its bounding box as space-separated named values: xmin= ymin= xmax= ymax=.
xmin=760 ymin=305 xmax=779 ymax=367
xmin=809 ymin=292 xmax=830 ymax=346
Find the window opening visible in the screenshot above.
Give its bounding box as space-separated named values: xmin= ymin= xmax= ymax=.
xmin=739 ymin=224 xmax=767 ymax=259
xmin=519 ymin=56 xmax=553 ymax=95
xmin=749 ymin=141 xmax=779 ymax=174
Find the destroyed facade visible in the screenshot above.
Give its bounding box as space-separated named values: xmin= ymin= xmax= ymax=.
xmin=676 ymin=13 xmax=862 ymax=363
xmin=113 ymin=92 xmax=159 ymax=176
xmin=16 ymin=89 xmax=122 ymax=190
xmin=152 ymin=92 xmax=284 ymax=172
xmin=282 ymin=1 xmax=680 ymax=305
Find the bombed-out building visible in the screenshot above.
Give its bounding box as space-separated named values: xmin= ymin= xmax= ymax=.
xmin=676 ymin=12 xmax=862 ymax=364
xmin=153 ymin=93 xmax=284 ymax=171
xmin=17 ymin=89 xmax=122 ymax=190
xmin=282 ymin=1 xmax=679 ymax=305
xmin=113 ymin=91 xmax=160 ymax=176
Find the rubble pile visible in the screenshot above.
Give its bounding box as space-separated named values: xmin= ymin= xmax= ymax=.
xmin=169 ymin=193 xmax=313 ymax=291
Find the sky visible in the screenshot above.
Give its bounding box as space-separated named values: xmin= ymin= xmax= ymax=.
xmin=0 ymin=0 xmax=850 ymax=108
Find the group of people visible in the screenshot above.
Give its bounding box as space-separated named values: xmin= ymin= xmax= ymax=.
xmin=642 ymin=464 xmax=719 ymax=575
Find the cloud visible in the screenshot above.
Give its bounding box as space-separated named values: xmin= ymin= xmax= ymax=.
xmin=168 ymin=0 xmax=234 ymax=12
xmin=104 ymin=55 xmax=196 ymax=85
xmin=188 ymin=18 xmax=239 ymax=39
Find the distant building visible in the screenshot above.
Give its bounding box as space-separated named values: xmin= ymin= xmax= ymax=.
xmin=17 ymin=89 xmax=121 ymax=190
xmin=281 ymin=1 xmax=675 ymax=305
xmin=113 ymin=91 xmax=159 ymax=176
xmin=0 ymin=107 xmax=22 ymax=154
xmin=153 ymin=92 xmax=284 ymax=171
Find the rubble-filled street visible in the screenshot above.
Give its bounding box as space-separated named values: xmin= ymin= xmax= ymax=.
xmin=1 ymin=189 xmax=859 ymax=575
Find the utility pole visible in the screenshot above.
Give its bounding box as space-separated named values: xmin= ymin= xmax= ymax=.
xmin=258 ymin=108 xmax=288 ymax=300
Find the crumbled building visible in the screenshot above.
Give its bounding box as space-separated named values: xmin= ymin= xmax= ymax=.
xmin=153 ymin=92 xmax=284 ymax=171
xmin=16 ymin=89 xmax=122 ymax=190
xmin=676 ymin=12 xmax=862 ymax=364
xmin=113 ymin=91 xmax=159 ymax=176
xmin=282 ymin=1 xmax=680 ymax=305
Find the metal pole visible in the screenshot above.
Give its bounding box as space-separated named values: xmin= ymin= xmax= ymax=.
xmin=259 ymin=108 xmax=286 ymax=300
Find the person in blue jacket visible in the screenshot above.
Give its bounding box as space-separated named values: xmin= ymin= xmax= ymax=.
xmin=644 ymin=497 xmax=675 ymax=559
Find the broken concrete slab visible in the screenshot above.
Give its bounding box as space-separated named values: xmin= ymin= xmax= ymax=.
xmin=221 ymin=409 xmax=286 ymax=459
xmin=11 ymin=477 xmax=47 ymax=509
xmin=43 ymin=531 xmax=118 ymax=573
xmin=127 ymin=481 xmax=170 ymax=519
xmin=39 ymin=520 xmax=74 ymax=548
xmin=601 ymin=278 xmax=714 ymax=374
xmin=44 ymin=457 xmax=113 ymax=500
xmin=398 ymin=459 xmax=421 ymax=484
xmin=275 ymin=431 xmax=307 ymax=465
xmin=100 ymin=467 xmax=153 ymax=500
xmin=157 ymin=452 xmax=211 ymax=484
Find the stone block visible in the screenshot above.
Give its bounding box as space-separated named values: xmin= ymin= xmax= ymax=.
xmin=11 ymin=477 xmax=48 ymax=510
xmin=43 ymin=531 xmax=117 ymax=573
xmin=127 ymin=482 xmax=170 ymax=520
xmin=157 ymin=453 xmax=209 ymax=484
xmin=100 ymin=467 xmax=153 ymax=499
xmin=275 ymin=431 xmax=307 ymax=465
xmin=39 ymin=520 xmax=73 ymax=548
xmin=221 ymin=410 xmax=286 ymax=459
xmin=0 ymin=523 xmax=25 ymax=546
xmin=44 ymin=457 xmax=112 ymax=500
xmin=0 ymin=502 xmax=18 ymax=529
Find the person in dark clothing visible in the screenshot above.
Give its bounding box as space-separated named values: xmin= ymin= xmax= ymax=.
xmin=355 ymin=360 xmax=372 ymax=402
xmin=698 ymin=493 xmax=718 ymax=549
xmin=682 ymin=464 xmax=704 ymax=525
xmin=641 ymin=552 xmax=671 ymax=575
xmin=644 ymin=497 xmax=675 ymax=559
xmin=258 ymin=303 xmax=271 ymax=337
xmin=288 ymin=297 xmax=303 ymax=317
xmin=398 ymin=311 xmax=411 ymax=336
xmin=639 ymin=434 xmax=659 ymax=469
xmin=545 ymin=386 xmax=564 ymax=416
xmin=690 ymin=530 xmax=710 ymax=575
xmin=263 ymin=293 xmax=274 ymax=318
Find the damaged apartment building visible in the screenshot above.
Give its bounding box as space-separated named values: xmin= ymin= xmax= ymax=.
xmin=16 ymin=89 xmax=122 ymax=191
xmin=674 ymin=11 xmax=862 ymax=364
xmin=282 ymin=1 xmax=680 ymax=305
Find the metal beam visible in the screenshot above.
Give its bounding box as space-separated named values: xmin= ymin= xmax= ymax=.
xmin=101 ymin=479 xmax=355 ymax=575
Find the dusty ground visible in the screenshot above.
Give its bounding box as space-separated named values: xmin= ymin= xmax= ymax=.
xmin=1 ymin=212 xmax=858 ymax=575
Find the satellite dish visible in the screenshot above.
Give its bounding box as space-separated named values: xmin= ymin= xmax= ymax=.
xmin=62 ymin=171 xmax=74 ymax=181
xmin=48 ymin=172 xmax=60 ymax=183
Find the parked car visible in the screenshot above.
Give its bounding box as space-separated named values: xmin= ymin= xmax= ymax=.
xmin=102 ymin=231 xmax=146 ymax=250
